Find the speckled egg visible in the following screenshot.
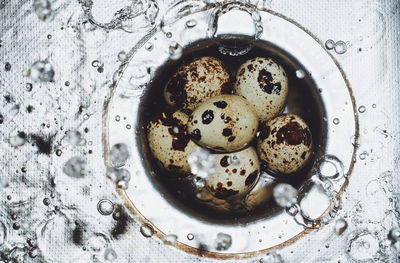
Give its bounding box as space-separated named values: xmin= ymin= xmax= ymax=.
xmin=188 ymin=95 xmax=258 ymax=152
xmin=164 ymin=57 xmax=231 ymax=111
xmin=257 ymin=114 xmax=313 ymax=174
xmin=206 ymin=147 xmax=260 ymax=199
xmin=147 ymin=110 xmax=198 ymax=173
xmin=235 ymin=57 xmax=288 ymax=121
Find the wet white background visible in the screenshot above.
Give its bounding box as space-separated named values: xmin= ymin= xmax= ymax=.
xmin=0 ymin=0 xmax=399 ymax=262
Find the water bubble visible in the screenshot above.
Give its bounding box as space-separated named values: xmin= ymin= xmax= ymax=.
xmin=230 ymin=155 xmax=240 ymax=166
xmin=372 ymin=104 xmax=376 ymax=108
xmin=185 ymin=19 xmax=197 ymax=28
xmin=43 ymin=198 xmax=50 ymax=206
xmin=316 ymin=155 xmax=344 ymax=180
xmin=13 ymin=223 xmax=20 ymax=230
xmin=126 ymin=124 xmax=131 ymax=129
xmin=145 ymin=42 xmax=153 ymax=51
xmin=47 ymin=34 xmax=52 ymax=39
xmin=259 ymin=251 xmax=283 ymax=263
xmin=66 ymin=130 xmax=82 ymax=146
xmin=4 ymin=62 xmax=11 ymax=71
xmin=188 ymin=148 xmax=215 ymax=179
xmin=187 ymin=233 xmax=194 ymax=240
xmin=25 ymin=83 xmax=33 ymax=92
xmin=115 ymin=115 xmax=121 ymax=122
xmin=140 ymin=224 xmax=154 ymax=238
xmin=273 ymin=183 xmax=298 ymax=208
xmin=333 ymin=118 xmax=340 ymax=125
xmin=63 ymin=156 xmax=86 ymax=178
xmin=325 ymin=39 xmax=335 ymax=50
xmin=334 ymin=218 xmax=348 ymax=235
xmin=359 ymin=151 xmax=368 ymax=160
xmin=295 ymin=69 xmax=306 ymax=79
xmin=97 ymin=199 xmax=114 ymax=216
xmin=92 ymin=60 xmax=100 ymax=67
xmin=163 ymin=234 xmax=178 ymax=244
xmin=215 ymin=232 xmax=232 ymax=251
xmin=286 ymin=204 xmax=299 ymax=216
xmin=28 ymin=60 xmax=54 ymax=82
xmin=33 ymin=0 xmax=52 ymax=21
xmin=168 ymin=41 xmax=183 ymax=60
xmin=104 ymin=247 xmax=117 ymax=262
xmin=299 ymin=180 xmax=331 ymax=221
xmin=118 ymin=51 xmax=127 ymax=62
xmin=334 ymin=41 xmax=347 ymax=54
xmin=347 ymin=231 xmax=380 ymax=261
xmin=109 ymin=143 xmax=129 ymax=167
xmin=165 ymin=32 xmax=172 ymax=38
xmin=9 ymin=132 xmax=27 ymax=147
xmin=358 ymin=106 xmax=366 ymax=113
xmin=388 ymin=227 xmax=400 ymax=245
xmin=55 ymin=149 xmax=62 ymax=156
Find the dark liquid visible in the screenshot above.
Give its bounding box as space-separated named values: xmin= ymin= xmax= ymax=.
xmin=137 ymin=39 xmax=326 ymax=225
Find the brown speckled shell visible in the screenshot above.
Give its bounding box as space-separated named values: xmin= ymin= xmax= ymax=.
xmin=147 ymin=111 xmax=198 ymax=173
xmin=188 ymin=95 xmax=259 ymax=152
xmin=206 ymin=147 xmax=260 ymax=199
xmin=257 ymin=114 xmax=312 ymax=174
xmin=235 ymin=57 xmax=288 ymax=121
xmin=164 ymin=57 xmax=230 ymax=110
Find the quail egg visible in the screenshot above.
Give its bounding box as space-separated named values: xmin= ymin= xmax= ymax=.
xmin=206 ymin=147 xmax=260 ymax=199
xmin=257 ymin=114 xmax=312 ymax=174
xmin=235 ymin=57 xmax=288 ymax=121
xmin=164 ymin=57 xmax=231 ymax=111
xmin=188 ymin=95 xmax=258 ymax=152
xmin=147 ymin=110 xmax=198 ymax=173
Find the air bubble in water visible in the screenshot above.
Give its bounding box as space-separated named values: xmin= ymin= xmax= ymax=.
xmin=334 ymin=41 xmax=347 ymax=54
xmin=325 ymin=39 xmax=335 ymax=50
xmin=109 ymin=143 xmax=129 ymax=167
xmin=334 ymin=218 xmax=348 ymax=235
xmin=215 ymin=232 xmax=232 ymax=251
xmin=347 ymin=231 xmax=380 ymax=261
xmin=33 ymin=0 xmax=52 ymax=21
xmin=163 ymin=234 xmax=178 ymax=244
xmin=316 ymin=155 xmax=344 ymax=180
xmin=388 ymin=227 xmax=400 ymax=245
xmin=104 ymin=247 xmax=117 ymax=262
xmin=97 ymin=199 xmax=114 ymax=216
xmin=295 ymin=69 xmax=306 ymax=79
xmin=165 ymin=32 xmax=172 ymax=38
xmin=333 ymin=118 xmax=340 ymax=125
xmin=28 ymin=60 xmax=54 ymax=82
xmin=145 ymin=42 xmax=153 ymax=51
xmin=358 ymin=106 xmax=366 ymax=113
xmin=185 ymin=19 xmax=197 ymax=28
xmin=359 ymin=151 xmax=368 ymax=160
xmin=168 ymin=41 xmax=183 ymax=60
xmin=188 ymin=148 xmax=215 ymax=179
xmin=63 ymin=156 xmax=86 ymax=178
xmin=273 ymin=183 xmax=298 ymax=208
xmin=187 ymin=233 xmax=194 ymax=240
xmin=140 ymin=224 xmax=154 ymax=238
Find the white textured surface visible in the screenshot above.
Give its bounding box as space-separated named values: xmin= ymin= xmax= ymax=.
xmin=0 ymin=0 xmax=399 ymax=262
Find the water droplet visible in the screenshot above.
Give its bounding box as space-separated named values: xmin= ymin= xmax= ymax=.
xmin=388 ymin=227 xmax=400 ymax=246
xmin=4 ymin=62 xmax=11 ymax=71
xmin=359 ymin=151 xmax=368 ymax=160
xmin=13 ymin=223 xmax=20 ymax=230
xmin=347 ymin=231 xmax=380 ymax=261
xmin=118 ymin=51 xmax=127 ymax=62
xmin=273 ymin=183 xmax=298 ymax=208
xmin=325 ymin=39 xmax=335 ymax=50
xmin=91 ymin=60 xmax=100 ymax=67
xmin=55 ymin=149 xmax=62 ymax=156
xmin=109 ymin=143 xmax=129 ymax=167
xmin=126 ymin=124 xmax=131 ymax=129
xmin=115 ymin=115 xmax=121 ymax=122
xmin=215 ymin=232 xmax=232 ymax=251
xmin=187 ymin=233 xmax=194 ymax=240
xmin=9 ymin=133 xmax=27 ymax=147
xmin=230 ymin=155 xmax=240 ymax=166
xmin=145 ymin=42 xmax=153 ymax=51
xmin=33 ymin=0 xmax=52 ymax=21
xmin=295 ymin=69 xmax=306 ymax=79
xmin=64 ymin=81 xmax=70 ymax=87
xmin=29 ymin=60 xmax=54 ymax=82
xmin=372 ymin=104 xmax=377 ymax=108
xmin=140 ymin=224 xmax=154 ymax=238
xmin=334 ymin=218 xmax=348 ymax=235
xmin=286 ymin=204 xmax=299 ymax=216
xmin=188 ymin=148 xmax=215 ymax=179
xmin=165 ymin=32 xmax=172 ymax=38
xmin=163 ymin=234 xmax=178 ymax=244
xmin=358 ymin=106 xmax=366 ymax=113
xmin=63 ymin=156 xmax=87 ymax=178
xmin=333 ymin=118 xmax=340 ymax=125
xmin=104 ymin=247 xmax=117 ymax=262
xmin=43 ymin=198 xmax=50 ymax=206
xmin=168 ymin=41 xmax=183 ymax=60
xmin=299 ymin=180 xmax=331 ymax=221
xmin=259 ymin=251 xmax=283 ymax=263
xmin=25 ymin=83 xmax=33 ymax=92
xmin=185 ymin=19 xmax=197 ymax=28
xmin=316 ymin=155 xmax=344 ymax=180
xmin=334 ymin=41 xmax=347 ymax=54
xmin=97 ymin=199 xmax=114 ymax=216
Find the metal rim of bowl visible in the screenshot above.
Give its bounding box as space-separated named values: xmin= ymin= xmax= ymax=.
xmin=103 ymin=2 xmax=359 ymax=259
